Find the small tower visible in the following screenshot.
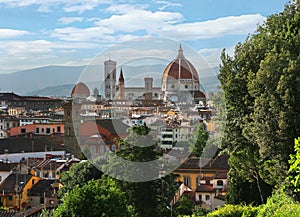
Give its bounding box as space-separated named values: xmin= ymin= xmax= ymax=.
xmin=144 ymin=77 xmax=153 ymax=100
xmin=177 ymin=43 xmax=184 ymax=59
xmin=104 ymin=58 xmax=117 ymax=99
xmin=118 ymin=68 xmax=125 ymax=100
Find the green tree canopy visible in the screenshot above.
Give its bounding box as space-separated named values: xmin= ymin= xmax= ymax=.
xmin=219 ymin=0 xmax=300 ymax=204
xmin=54 ymin=176 xmax=136 ymax=217
xmin=189 ymin=123 xmax=209 ymax=157
xmin=284 ymin=137 xmax=300 ymax=201
xmin=103 ymin=124 xmax=178 ymax=217
xmin=58 ymin=160 xmax=103 ymax=197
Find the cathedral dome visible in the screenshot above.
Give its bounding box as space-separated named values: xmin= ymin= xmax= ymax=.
xmin=71 ymin=82 xmax=90 ymax=97
xmin=162 ymin=58 xmax=199 ymax=82
xmin=161 ymin=44 xmax=200 ymax=101
xmin=162 ymin=44 xmax=199 ymax=85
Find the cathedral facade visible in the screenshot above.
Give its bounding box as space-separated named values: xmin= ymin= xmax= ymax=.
xmin=104 ymin=44 xmax=206 ymax=105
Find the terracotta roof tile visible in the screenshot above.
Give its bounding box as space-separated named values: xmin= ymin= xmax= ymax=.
xmin=196 ymin=184 xmax=215 ymax=193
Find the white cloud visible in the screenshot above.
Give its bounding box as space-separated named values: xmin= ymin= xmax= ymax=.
xmin=63 ymin=0 xmax=112 ymax=13
xmin=51 ymin=26 xmax=114 ymax=42
xmin=58 ymin=17 xmax=84 ymax=24
xmin=156 ymin=14 xmax=266 ymax=40
xmin=96 ymin=9 xmax=184 ymax=33
xmin=0 ymin=39 xmax=100 ymax=73
xmin=105 ymin=3 xmax=149 ymax=14
xmin=50 ymin=11 xmax=265 ymax=45
xmin=91 ymin=12 xmax=265 ymax=41
xmin=0 ymin=0 xmax=112 ymax=13
xmin=154 ymin=0 xmax=182 ymax=10
xmin=0 ymin=29 xmax=29 ymax=39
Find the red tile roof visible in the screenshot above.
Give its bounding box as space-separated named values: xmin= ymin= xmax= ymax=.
xmin=196 ymin=184 xmax=215 ymax=193
xmin=162 ymin=58 xmax=199 ymax=81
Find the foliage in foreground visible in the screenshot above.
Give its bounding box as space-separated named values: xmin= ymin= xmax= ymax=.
xmin=55 ymin=124 xmax=179 ymax=217
xmin=284 ymin=137 xmax=300 ymax=201
xmin=54 ymin=177 xmax=136 ymax=217
xmin=219 ymin=0 xmax=300 ymax=204
xmin=201 ymin=192 xmax=300 ymax=217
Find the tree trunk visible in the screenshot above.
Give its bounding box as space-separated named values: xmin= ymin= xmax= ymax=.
xmin=253 ymin=170 xmax=264 ymax=204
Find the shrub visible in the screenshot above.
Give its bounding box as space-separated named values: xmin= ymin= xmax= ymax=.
xmin=256 ymin=192 xmax=293 ymax=217
xmin=206 ymin=204 xmax=257 ymax=217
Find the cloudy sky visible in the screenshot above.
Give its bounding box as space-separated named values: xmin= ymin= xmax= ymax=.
xmin=0 ymin=0 xmax=287 ymax=74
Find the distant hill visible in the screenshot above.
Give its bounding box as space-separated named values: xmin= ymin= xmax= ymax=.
xmin=25 ymin=84 xmax=75 ymax=97
xmin=0 ymin=64 xmax=220 ymax=97
xmin=0 ymin=65 xmax=85 ymax=95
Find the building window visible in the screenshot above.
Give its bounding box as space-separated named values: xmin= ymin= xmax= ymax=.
xmin=8 ymin=196 xmax=13 ymax=201
xmin=206 ymin=180 xmax=210 ymax=185
xmin=183 ymin=176 xmax=190 ymax=187
xmin=196 ymin=176 xmax=201 ymax=186
xmin=36 ymin=128 xmax=39 ymax=133
xmin=32 ymin=179 xmax=35 ymax=185
xmin=205 ymin=195 xmax=210 ymax=201
xmin=21 ymin=128 xmax=26 ymax=134
xmin=217 ymin=180 xmax=224 ymax=186
xmin=57 ymin=126 xmax=61 ymax=133
xmin=42 ymin=128 xmax=44 ymax=133
xmin=198 ymin=194 xmax=202 ymax=201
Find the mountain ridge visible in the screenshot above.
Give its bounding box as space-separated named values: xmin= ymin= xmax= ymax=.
xmin=1 ymin=65 xmax=220 ymax=96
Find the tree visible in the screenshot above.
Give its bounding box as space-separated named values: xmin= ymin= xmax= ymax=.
xmin=103 ymin=124 xmax=178 ymax=217
xmin=284 ymin=137 xmax=300 ymax=201
xmin=174 ymin=194 xmax=194 ymax=217
xmin=219 ymin=0 xmax=300 ymax=204
xmin=40 ymin=208 xmax=54 ymax=217
xmin=188 ymin=124 xmax=209 ymax=157
xmin=54 ymin=177 xmax=136 ymax=217
xmin=58 ymin=160 xmax=103 ymax=197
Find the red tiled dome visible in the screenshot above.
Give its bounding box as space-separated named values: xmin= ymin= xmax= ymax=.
xmin=162 ymin=44 xmax=199 ymax=87
xmin=162 ymin=58 xmax=199 ymax=82
xmin=71 ymin=82 xmax=90 ymax=96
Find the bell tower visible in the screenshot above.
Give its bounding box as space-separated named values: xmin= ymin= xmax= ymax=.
xmin=104 ymin=58 xmax=117 ymax=99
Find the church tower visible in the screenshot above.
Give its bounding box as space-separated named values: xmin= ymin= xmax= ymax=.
xmin=144 ymin=77 xmax=153 ymax=100
xmin=118 ymin=68 xmax=125 ymax=100
xmin=104 ymin=59 xmax=117 ymax=99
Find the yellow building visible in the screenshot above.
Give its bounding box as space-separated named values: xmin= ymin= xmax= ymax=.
xmin=0 ymin=174 xmax=41 ymax=211
xmin=173 ymin=154 xmax=229 ymax=211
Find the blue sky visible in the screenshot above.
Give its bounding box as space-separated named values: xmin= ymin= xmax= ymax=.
xmin=0 ymin=0 xmax=287 ymax=74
